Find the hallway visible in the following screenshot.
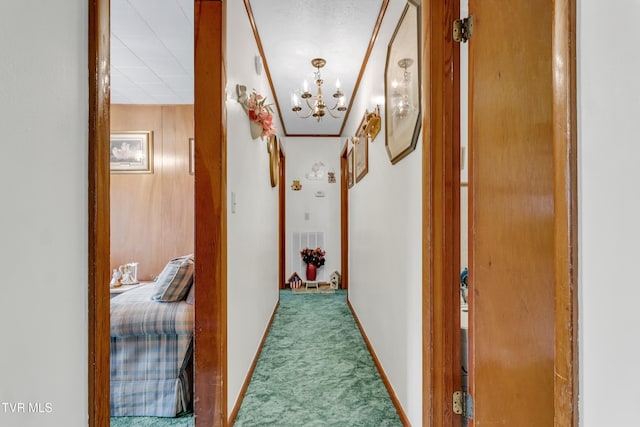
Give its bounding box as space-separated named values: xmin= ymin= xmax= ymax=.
xmin=233 ymin=290 xmax=402 ymax=426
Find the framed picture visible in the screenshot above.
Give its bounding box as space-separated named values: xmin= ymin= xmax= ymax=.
xmin=347 ymin=147 xmax=354 ymax=189
xmin=384 ymin=0 xmax=421 ymax=165
xmin=268 ymin=135 xmax=280 ymax=187
xmin=189 ymin=138 xmax=195 ymax=175
xmin=110 ymin=131 xmax=153 ymax=173
xmin=354 ymin=132 xmax=368 ymax=183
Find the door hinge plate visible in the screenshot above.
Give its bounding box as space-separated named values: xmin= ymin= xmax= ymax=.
xmin=453 ymin=391 xmax=464 ymax=415
xmin=453 ymin=15 xmax=473 ymax=43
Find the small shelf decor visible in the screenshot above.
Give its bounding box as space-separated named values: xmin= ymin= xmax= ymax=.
xmin=300 ymin=247 xmax=326 ymax=281
xmin=236 ymin=84 xmax=277 ymax=139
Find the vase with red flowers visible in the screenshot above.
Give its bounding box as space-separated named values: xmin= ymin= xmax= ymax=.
xmin=300 ymin=247 xmax=325 ymax=281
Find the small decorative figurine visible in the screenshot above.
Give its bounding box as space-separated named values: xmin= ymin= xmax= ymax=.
xmin=288 ymin=272 xmax=302 ymax=289
xmin=329 ymin=270 xmax=341 ymax=290
xmin=110 ymin=269 xmax=122 ymax=287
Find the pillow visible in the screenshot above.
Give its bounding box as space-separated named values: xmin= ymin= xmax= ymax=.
xmin=185 ymin=280 xmax=195 ymax=305
xmin=152 ymin=254 xmax=195 ymax=302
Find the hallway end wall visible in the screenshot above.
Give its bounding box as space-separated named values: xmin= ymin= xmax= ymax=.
xmin=226 ymin=0 xmax=280 ymax=411
xmin=344 ymin=0 xmax=423 ymax=424
xmin=285 ymin=137 xmax=342 ymax=283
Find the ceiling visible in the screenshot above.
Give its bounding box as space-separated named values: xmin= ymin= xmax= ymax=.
xmin=110 ymin=0 xmax=194 ymax=105
xmin=110 ymin=0 xmax=387 ymax=136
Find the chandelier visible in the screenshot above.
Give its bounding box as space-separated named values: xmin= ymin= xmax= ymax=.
xmin=290 ymin=58 xmax=347 ymax=122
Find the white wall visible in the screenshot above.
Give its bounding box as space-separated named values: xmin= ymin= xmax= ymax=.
xmin=285 ymin=137 xmax=342 ymax=282
xmin=226 ymin=0 xmax=280 ymax=412
xmin=345 ymin=0 xmax=422 ymax=423
xmin=0 ymin=2 xmax=88 ymax=426
xmin=579 ymin=1 xmax=640 ymax=425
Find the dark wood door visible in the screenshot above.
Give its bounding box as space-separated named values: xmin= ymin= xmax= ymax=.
xmin=468 ymin=1 xmax=555 ymax=425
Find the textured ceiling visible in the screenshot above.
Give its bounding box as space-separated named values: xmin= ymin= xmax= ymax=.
xmin=110 ymin=0 xmax=193 ymax=105
xmin=247 ymin=0 xmax=385 ymax=136
xmin=110 ymin=0 xmax=386 ymax=136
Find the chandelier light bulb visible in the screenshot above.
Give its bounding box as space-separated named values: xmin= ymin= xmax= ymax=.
xmin=291 ymin=92 xmax=301 ymax=111
xmin=335 ymin=78 xmax=341 ymax=89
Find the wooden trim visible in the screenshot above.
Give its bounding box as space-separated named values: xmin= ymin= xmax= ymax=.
xmin=88 ymin=0 xmax=110 ymax=424
xmin=279 ymin=151 xmax=287 ymax=289
xmin=552 ymin=0 xmax=579 ymax=424
xmin=422 ymin=0 xmax=460 ymax=425
xmin=228 ymin=301 xmax=280 ymax=423
xmin=194 ymin=1 xmax=227 ymax=425
xmin=340 ymin=146 xmax=349 ymax=290
xmin=347 ymin=300 xmax=409 ymax=426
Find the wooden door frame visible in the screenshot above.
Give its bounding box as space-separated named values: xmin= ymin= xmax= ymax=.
xmin=279 ymin=147 xmax=286 ymax=288
xmin=551 ymin=1 xmax=579 ymax=423
xmin=421 ymin=0 xmax=578 ymax=425
xmin=194 ymin=1 xmax=227 ymax=425
xmin=88 ymin=1 xmax=227 ymax=425
xmin=421 ymin=1 xmax=460 ymax=424
xmin=88 ymin=0 xmax=110 ymax=424
xmin=340 ymin=142 xmax=349 ymax=290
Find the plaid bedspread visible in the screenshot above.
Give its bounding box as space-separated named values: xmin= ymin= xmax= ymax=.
xmin=111 ymin=283 xmax=194 ymax=337
xmin=110 ymin=284 xmax=194 ymax=417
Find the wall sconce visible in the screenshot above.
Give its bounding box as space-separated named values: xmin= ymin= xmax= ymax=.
xmin=364 ymin=105 xmax=381 ymax=142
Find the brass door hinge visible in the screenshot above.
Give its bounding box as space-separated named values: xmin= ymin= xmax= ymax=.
xmin=453 ymin=15 xmax=473 ymax=43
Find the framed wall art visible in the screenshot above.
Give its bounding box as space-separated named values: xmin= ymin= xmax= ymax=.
xmin=268 ymin=135 xmax=280 ymax=187
xmin=384 ymin=0 xmax=421 ymax=165
xmin=110 ymin=131 xmax=153 ymax=173
xmin=354 ymin=132 xmax=368 ymax=183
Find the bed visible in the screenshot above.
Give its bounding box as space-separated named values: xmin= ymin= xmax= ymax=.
xmin=110 ymin=255 xmax=195 ymax=417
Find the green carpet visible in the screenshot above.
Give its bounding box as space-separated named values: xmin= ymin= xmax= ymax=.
xmin=111 ymin=290 xmax=401 ymax=426
xmin=233 ymin=290 xmax=402 ymax=426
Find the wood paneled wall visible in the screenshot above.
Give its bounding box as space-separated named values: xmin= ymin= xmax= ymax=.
xmin=110 ymin=104 xmax=194 ymax=281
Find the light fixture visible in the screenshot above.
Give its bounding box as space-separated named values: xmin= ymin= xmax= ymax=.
xmin=391 ymin=58 xmax=414 ymax=120
xmin=290 ymin=58 xmax=347 ymax=122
